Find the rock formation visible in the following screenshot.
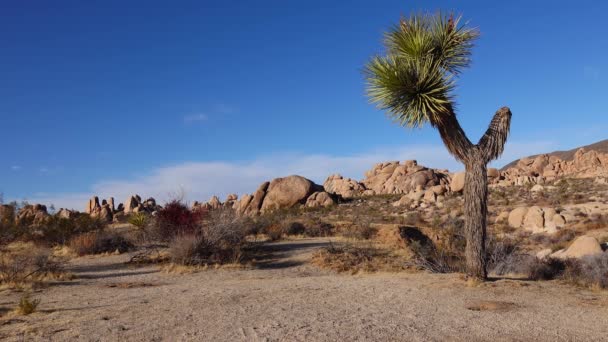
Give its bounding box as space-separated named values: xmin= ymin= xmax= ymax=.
xmin=260 ymin=176 xmax=318 ymax=213
xmin=305 ymin=191 xmax=335 ymax=208
xmin=507 ymin=206 xmax=566 ymax=234
xmin=498 ymin=148 xmax=608 ymax=186
xmin=16 ymin=204 xmax=49 ymax=225
xmin=361 ymin=160 xmax=450 ymax=195
xmin=323 ymin=174 xmax=366 ymax=199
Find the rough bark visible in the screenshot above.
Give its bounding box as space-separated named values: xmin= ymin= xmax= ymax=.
xmin=435 ymin=106 xmax=512 ymax=280
xmin=463 ymin=148 xmax=488 ymax=279
xmin=434 ymin=105 xmax=473 ymax=164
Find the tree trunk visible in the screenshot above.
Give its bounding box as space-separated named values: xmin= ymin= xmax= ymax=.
xmin=463 ymin=148 xmax=488 ymax=280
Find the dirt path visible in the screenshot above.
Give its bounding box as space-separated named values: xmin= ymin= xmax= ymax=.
xmin=1 ymin=238 xmax=607 ymax=341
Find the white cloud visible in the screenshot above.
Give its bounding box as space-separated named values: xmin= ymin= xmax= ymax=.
xmin=22 ymin=140 xmax=556 ymax=211
xmin=11 ymin=165 xmax=21 ymax=171
xmin=183 ymin=113 xmax=208 ymax=123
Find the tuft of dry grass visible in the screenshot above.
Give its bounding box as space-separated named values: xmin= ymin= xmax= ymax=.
xmin=16 ymin=292 xmax=40 ymax=315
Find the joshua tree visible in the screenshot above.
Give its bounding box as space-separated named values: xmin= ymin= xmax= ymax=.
xmin=365 ymin=12 xmax=511 ymax=279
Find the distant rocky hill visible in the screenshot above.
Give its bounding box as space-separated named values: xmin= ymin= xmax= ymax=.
xmin=502 ymin=139 xmax=608 ymax=170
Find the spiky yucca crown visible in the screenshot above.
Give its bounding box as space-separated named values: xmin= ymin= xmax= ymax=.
xmin=365 ymin=13 xmax=479 ymax=128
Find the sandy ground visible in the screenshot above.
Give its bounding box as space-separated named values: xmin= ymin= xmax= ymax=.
xmin=1 ymin=238 xmax=607 ymax=342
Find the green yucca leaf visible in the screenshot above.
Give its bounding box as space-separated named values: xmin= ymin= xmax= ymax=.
xmin=365 ymin=12 xmax=478 ymax=128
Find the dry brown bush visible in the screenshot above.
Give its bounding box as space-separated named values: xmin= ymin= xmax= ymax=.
xmin=562 ymin=254 xmax=608 ymax=289
xmin=0 ymin=245 xmax=68 ymax=287
xmin=311 ymin=242 xmax=407 ymax=274
xmin=68 ymin=231 xmax=133 ymax=256
xmin=168 ymin=207 xmax=247 ymax=265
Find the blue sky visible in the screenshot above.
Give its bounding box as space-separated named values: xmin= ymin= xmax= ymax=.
xmin=1 ymin=0 xmax=606 ymax=209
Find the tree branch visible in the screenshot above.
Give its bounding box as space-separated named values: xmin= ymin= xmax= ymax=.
xmin=434 ymin=105 xmax=474 ymax=164
xmin=477 ymin=107 xmax=512 ymax=163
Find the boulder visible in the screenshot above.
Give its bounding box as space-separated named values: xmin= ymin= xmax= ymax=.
xmin=207 ymin=196 xmax=222 ymax=210
xmin=245 ymin=181 xmax=270 ymax=215
xmin=536 ymin=248 xmax=552 ymax=260
xmin=487 ymin=168 xmax=500 ymax=178
xmin=361 ymin=161 xmax=448 ymax=195
xmin=323 ymin=174 xmax=365 ymax=199
xmin=508 ymin=207 xmax=528 ymax=228
xmin=56 ymin=208 xmax=77 ymax=219
xmin=305 ymin=192 xmax=335 ymax=208
xmin=530 ymin=184 xmax=544 ymax=193
xmin=86 ymin=196 xmax=100 ymax=214
xmin=124 ymin=195 xmax=142 ymax=214
xmin=423 ymin=190 xmax=436 ymax=203
xmin=450 ymin=172 xmax=465 ymax=193
xmin=552 ymin=236 xmax=603 ymax=259
xmin=235 ymin=194 xmax=253 ymax=215
xmin=260 ymin=176 xmax=317 ymax=213
xmin=392 ymin=195 xmax=412 ymax=207
xmin=523 ymin=206 xmax=545 ymax=231
xmin=16 ymin=204 xmax=49 ymax=226
xmin=97 ymin=205 xmax=113 ymax=222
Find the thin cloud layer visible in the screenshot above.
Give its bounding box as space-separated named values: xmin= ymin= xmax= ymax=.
xmin=24 ymin=141 xmax=555 ymax=211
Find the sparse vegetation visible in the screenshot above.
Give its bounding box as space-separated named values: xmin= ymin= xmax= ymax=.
xmin=17 ymin=292 xmax=40 ymax=315
xmin=0 ymin=245 xmax=68 ymax=287
xmin=68 ymin=231 xmax=133 ymax=256
xmin=311 ymin=241 xmax=408 ymax=274
xmin=128 ymin=212 xmax=148 ymax=229
xmin=168 ymin=207 xmax=247 ymax=265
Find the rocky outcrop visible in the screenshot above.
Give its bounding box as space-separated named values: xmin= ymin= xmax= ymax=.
xmin=16 ymin=204 xmax=49 ymax=225
xmin=261 ymin=176 xmax=317 ymax=213
xmin=233 ymin=176 xmax=323 ymax=215
xmin=361 ymin=160 xmax=450 ymax=195
xmin=305 ymin=191 xmax=335 ymax=208
xmin=323 ymin=174 xmax=366 ymax=199
xmin=56 ymin=208 xmax=77 ymax=219
xmin=507 ymin=206 xmax=566 ymax=234
xmin=124 ymin=195 xmax=143 ymax=214
xmin=499 ymin=148 xmax=608 ymax=185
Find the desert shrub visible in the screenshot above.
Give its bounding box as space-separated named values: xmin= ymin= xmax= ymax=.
xmin=284 ymin=221 xmax=306 ymax=235
xmin=0 ymin=246 xmax=66 ymax=286
xmin=311 ymin=242 xmax=406 ymax=273
xmin=168 ymin=234 xmax=205 ymax=265
xmin=128 ymin=212 xmax=148 ymax=229
xmin=342 ymin=223 xmax=376 ymax=240
xmin=38 ymin=214 xmax=106 ymax=245
xmin=485 ymin=236 xmax=530 ymax=275
xmin=68 ymin=231 xmax=133 ymax=256
xmin=153 ymin=200 xmax=206 ymax=240
xmin=169 ymin=208 xmax=247 ymax=265
xmin=562 ymin=254 xmax=608 ymax=289
xmin=407 ymin=240 xmax=465 ymax=273
xmin=403 ymin=211 xmax=427 ymax=226
xmin=526 ymin=258 xmax=566 ymax=280
xmin=302 ymin=218 xmax=334 ymax=237
xmin=17 ymin=292 xmax=40 ymax=315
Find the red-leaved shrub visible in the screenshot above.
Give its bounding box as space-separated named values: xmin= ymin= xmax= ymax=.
xmin=154 ymin=200 xmax=206 ymax=240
